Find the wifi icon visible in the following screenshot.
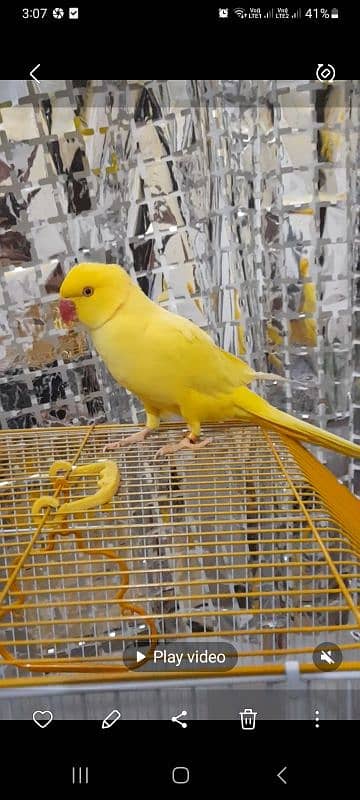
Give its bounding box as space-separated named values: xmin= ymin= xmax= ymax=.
xmin=233 ymin=7 xmax=247 ymax=17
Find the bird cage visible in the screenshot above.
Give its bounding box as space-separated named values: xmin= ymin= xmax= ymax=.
xmin=0 ymin=422 xmax=360 ymax=696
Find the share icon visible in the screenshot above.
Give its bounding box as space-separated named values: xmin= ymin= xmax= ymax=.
xmin=171 ymin=710 xmax=188 ymax=728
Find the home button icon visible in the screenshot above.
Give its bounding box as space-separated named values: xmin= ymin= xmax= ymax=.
xmin=171 ymin=766 xmax=190 ymax=784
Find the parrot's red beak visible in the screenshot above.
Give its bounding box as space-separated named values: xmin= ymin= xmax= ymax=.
xmin=59 ymin=298 xmax=77 ymax=324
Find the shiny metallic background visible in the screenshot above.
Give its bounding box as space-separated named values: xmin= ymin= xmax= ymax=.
xmin=0 ymin=80 xmax=359 ymax=492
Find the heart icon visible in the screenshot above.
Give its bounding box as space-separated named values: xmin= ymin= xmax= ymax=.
xmin=32 ymin=710 xmax=53 ymax=728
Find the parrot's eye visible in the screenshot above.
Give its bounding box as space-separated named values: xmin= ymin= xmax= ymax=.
xmin=82 ymin=286 xmax=94 ymax=297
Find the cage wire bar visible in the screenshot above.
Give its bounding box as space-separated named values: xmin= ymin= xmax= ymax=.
xmin=0 ymin=422 xmax=359 ymax=691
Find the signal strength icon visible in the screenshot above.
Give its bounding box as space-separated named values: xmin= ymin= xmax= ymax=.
xmin=233 ymin=7 xmax=247 ymax=17
xmin=292 ymin=8 xmax=301 ymax=18
xmin=264 ymin=9 xmax=274 ymax=18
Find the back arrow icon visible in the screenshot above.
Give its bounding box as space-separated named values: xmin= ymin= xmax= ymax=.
xmin=277 ymin=766 xmax=287 ymax=785
xmin=30 ymin=65 xmax=40 ymax=85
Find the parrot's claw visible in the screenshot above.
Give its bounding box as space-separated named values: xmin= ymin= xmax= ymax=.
xmin=103 ymin=428 xmax=152 ymax=452
xmin=154 ymin=436 xmax=212 ymax=460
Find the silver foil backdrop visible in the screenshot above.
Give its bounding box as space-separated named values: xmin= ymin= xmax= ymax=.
xmin=0 ymin=79 xmax=359 ymax=493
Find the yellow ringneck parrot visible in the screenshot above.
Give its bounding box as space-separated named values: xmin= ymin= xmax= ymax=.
xmin=59 ymin=263 xmax=360 ymax=460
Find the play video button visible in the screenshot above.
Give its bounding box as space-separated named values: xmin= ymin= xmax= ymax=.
xmin=123 ymin=642 xmax=237 ymax=672
xmin=122 ymin=644 xmax=150 ymax=670
xmin=136 ymin=651 xmax=146 ymax=663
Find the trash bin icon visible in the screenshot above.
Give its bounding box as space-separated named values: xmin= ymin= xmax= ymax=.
xmin=239 ymin=708 xmax=257 ymax=730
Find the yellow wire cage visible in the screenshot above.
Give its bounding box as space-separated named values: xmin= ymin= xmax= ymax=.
xmin=0 ymin=421 xmax=360 ymax=690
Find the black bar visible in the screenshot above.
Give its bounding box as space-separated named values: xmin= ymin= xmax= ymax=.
xmin=1 ymin=721 xmax=358 ymax=789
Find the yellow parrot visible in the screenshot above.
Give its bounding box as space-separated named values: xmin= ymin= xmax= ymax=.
xmin=59 ymin=263 xmax=360 ymax=460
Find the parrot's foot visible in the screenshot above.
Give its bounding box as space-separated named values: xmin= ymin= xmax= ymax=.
xmin=155 ymin=434 xmax=212 ymax=460
xmin=103 ymin=427 xmax=153 ymax=452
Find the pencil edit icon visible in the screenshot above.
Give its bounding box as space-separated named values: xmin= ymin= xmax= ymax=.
xmin=102 ymin=709 xmax=121 ymax=729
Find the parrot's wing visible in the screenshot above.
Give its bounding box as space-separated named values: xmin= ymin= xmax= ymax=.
xmin=150 ymin=309 xmax=256 ymax=391
xmin=216 ymin=347 xmax=256 ymax=385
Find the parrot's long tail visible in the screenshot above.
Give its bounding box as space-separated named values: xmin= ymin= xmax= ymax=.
xmin=233 ymin=386 xmax=360 ymax=459
xmin=274 ymin=435 xmax=360 ymax=556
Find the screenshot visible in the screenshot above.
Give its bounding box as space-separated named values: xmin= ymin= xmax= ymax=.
xmin=0 ymin=3 xmax=359 ymax=790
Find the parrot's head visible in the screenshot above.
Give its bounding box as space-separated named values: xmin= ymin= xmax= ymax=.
xmin=59 ymin=263 xmax=133 ymax=330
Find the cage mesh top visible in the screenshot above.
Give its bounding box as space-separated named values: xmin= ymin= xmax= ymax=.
xmin=0 ymin=422 xmax=359 ymax=687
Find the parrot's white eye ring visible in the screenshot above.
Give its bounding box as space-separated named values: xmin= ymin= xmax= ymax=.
xmin=82 ymin=286 xmax=94 ymax=297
